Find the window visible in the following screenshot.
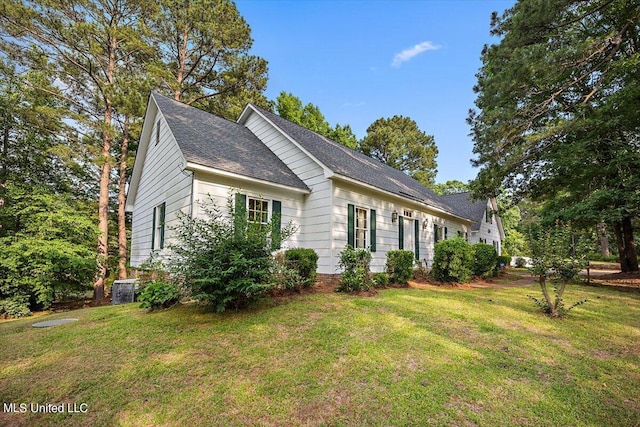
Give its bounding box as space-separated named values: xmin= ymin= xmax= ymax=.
xmin=248 ymin=197 xmax=269 ymax=224
xmin=355 ymin=207 xmax=367 ymax=249
xmin=152 ymin=202 xmax=166 ymax=250
xmin=155 ymin=120 xmax=161 ymax=145
xmin=403 ymin=209 xmax=413 ymax=218
xmin=486 ymin=207 xmax=493 ymax=224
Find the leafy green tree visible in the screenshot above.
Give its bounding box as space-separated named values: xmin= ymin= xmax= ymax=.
xmin=360 ymin=116 xmax=438 ymax=187
xmin=1 ymin=0 xmax=157 ymax=300
xmin=469 ymin=0 xmax=640 ymax=271
xmin=151 ymin=0 xmax=270 ymax=120
xmin=275 ymin=92 xmax=358 ymax=148
xmin=526 ymin=221 xmax=590 ymax=318
xmin=431 ymin=180 xmax=470 ymax=195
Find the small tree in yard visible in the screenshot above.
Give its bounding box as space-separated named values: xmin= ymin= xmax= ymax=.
xmin=337 ymin=245 xmax=372 ymax=292
xmin=527 ymin=221 xmax=589 ymax=318
xmin=167 ymin=196 xmax=296 ymax=312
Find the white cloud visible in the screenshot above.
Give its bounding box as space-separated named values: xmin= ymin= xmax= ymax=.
xmin=392 ymin=41 xmax=442 ymax=67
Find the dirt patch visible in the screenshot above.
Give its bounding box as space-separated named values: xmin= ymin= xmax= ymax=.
xmin=587 ymin=271 xmax=640 ymax=290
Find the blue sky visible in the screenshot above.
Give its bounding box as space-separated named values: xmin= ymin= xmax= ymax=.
xmin=235 ymin=0 xmax=515 ymax=184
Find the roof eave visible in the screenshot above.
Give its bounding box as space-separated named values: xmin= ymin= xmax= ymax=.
xmin=186 ymin=162 xmax=311 ymax=195
xmin=331 ymin=174 xmax=474 ymax=224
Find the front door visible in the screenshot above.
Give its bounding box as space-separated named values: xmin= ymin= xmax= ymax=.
xmin=403 ymin=218 xmax=414 ymax=253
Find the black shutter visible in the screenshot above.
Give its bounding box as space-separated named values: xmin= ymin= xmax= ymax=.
xmin=399 ymin=216 xmax=404 ymax=250
xmin=159 ymin=202 xmax=166 ymax=249
xmin=347 ymin=204 xmax=355 ymax=247
xmin=151 ymin=206 xmax=157 ymax=250
xmin=271 ymin=200 xmax=282 ymax=250
xmin=370 ymin=209 xmax=376 ymax=252
xmin=414 ymin=219 xmax=419 ymax=260
xmin=434 ymin=223 xmax=438 ymax=244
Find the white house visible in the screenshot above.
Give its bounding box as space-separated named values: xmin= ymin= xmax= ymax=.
xmin=126 ymin=93 xmax=503 ymax=276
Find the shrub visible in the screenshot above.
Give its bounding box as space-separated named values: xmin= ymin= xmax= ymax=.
xmin=0 ymin=296 xmax=32 ymax=319
xmin=385 ymin=250 xmax=415 ymax=284
xmin=284 ymin=248 xmax=319 ymax=287
xmin=497 ymin=255 xmax=512 ymax=268
xmin=515 ymin=257 xmax=527 ymax=268
xmin=138 ymin=281 xmax=180 ymax=310
xmin=336 ymin=245 xmax=372 ymax=292
xmin=372 ymin=272 xmax=389 ymax=288
xmin=473 ymin=244 xmax=498 ymax=278
xmin=0 ymin=189 xmax=98 ymax=316
xmin=272 ymin=254 xmax=305 ymax=291
xmin=167 ymin=196 xmax=297 ymax=312
xmin=431 ymin=238 xmax=474 ymax=283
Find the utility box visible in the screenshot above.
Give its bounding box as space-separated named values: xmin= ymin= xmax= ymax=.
xmin=111 ymin=279 xmax=138 ymax=304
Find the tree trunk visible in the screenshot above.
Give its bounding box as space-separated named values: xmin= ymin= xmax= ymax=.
xmin=94 ymin=106 xmax=112 ymax=302
xmin=622 ymin=216 xmax=639 ymax=272
xmin=613 ymin=221 xmax=630 ymax=272
xmin=117 ymin=116 xmax=130 ymax=280
xmin=598 ymin=222 xmax=609 ymax=257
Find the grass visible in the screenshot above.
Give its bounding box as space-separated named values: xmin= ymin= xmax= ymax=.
xmin=1 ymin=283 xmax=639 ymax=426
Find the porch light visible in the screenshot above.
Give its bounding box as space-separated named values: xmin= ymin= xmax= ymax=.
xmin=423 ymin=219 xmax=429 ymax=229
xmin=391 ymin=210 xmax=398 ymax=223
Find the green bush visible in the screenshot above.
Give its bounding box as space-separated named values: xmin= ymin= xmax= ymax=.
xmin=0 ymin=190 xmax=97 ymax=316
xmin=284 ymin=248 xmax=319 ymax=287
xmin=431 ymin=238 xmax=474 ymax=283
xmin=587 ymin=253 xmax=619 ymax=263
xmin=0 ymin=296 xmax=32 ymax=319
xmin=497 ymin=255 xmax=512 ymax=268
xmin=272 ymin=254 xmax=305 ymax=291
xmin=385 ymin=250 xmax=415 ymax=284
xmin=168 ymin=196 xmax=297 ymax=312
xmin=337 ymin=245 xmax=372 ymax=292
xmin=138 ymin=281 xmax=180 ymax=310
xmin=473 ymin=244 xmax=498 ymax=278
xmin=372 ymin=272 xmax=389 ymax=288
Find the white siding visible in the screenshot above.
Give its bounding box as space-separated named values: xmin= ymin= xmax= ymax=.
xmin=192 ymin=172 xmax=305 ymax=249
xmin=471 ymin=202 xmax=502 ymax=254
xmin=129 ymin=112 xmax=193 ymax=266
xmin=332 ymin=181 xmax=471 ymax=273
xmin=243 ymin=112 xmax=334 ymax=273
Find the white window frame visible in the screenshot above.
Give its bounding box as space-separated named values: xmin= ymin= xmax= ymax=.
xmin=152 ymin=202 xmax=165 ymax=251
xmin=247 ymin=197 xmax=269 ymax=224
xmin=355 ymin=207 xmax=368 ymax=249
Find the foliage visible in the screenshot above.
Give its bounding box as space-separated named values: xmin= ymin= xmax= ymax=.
xmin=431 ymin=238 xmax=474 ymax=283
xmin=152 ymin=0 xmax=270 ymax=119
xmin=473 ymin=244 xmax=498 ymax=278
xmin=497 ymin=255 xmax=512 ymax=268
xmin=336 ymin=245 xmax=372 ymax=292
xmin=275 ymin=91 xmax=357 ymax=148
xmin=167 ymin=196 xmax=296 ymax=312
xmin=385 ymin=250 xmax=415 ymax=284
xmin=526 ymin=221 xmax=590 ymax=317
xmin=372 ymin=272 xmax=389 ymax=288
xmin=0 ymin=187 xmax=97 ymax=316
xmin=360 ymin=115 xmax=438 ymax=187
xmin=515 ymin=257 xmax=527 ymax=268
xmin=469 ymin=0 xmax=640 ymax=272
xmin=138 ymin=281 xmax=180 ymax=310
xmin=283 ymin=248 xmax=319 ymax=288
xmin=271 ymin=258 xmax=305 ymax=292
xmin=431 ymin=180 xmax=469 ymax=196
xmin=587 ymin=253 xmax=620 ymax=263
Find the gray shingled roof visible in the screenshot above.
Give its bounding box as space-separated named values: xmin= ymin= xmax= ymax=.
xmin=249 ymin=104 xmax=460 ymax=216
xmin=440 ymin=192 xmax=487 ymax=231
xmin=152 ymin=93 xmax=309 ymax=191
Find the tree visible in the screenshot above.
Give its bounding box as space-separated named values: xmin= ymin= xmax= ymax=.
xmin=431 ymin=180 xmax=470 ymax=195
xmin=1 ymin=0 xmax=157 ymax=300
xmin=151 ymin=0 xmax=270 ymax=120
xmin=275 ymin=92 xmax=358 ymax=149
xmin=469 ymin=0 xmax=640 ymax=272
xmin=360 ymin=116 xmax=438 ymax=187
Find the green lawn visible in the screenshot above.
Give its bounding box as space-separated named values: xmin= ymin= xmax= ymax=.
xmin=1 ymin=283 xmax=639 ymax=426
